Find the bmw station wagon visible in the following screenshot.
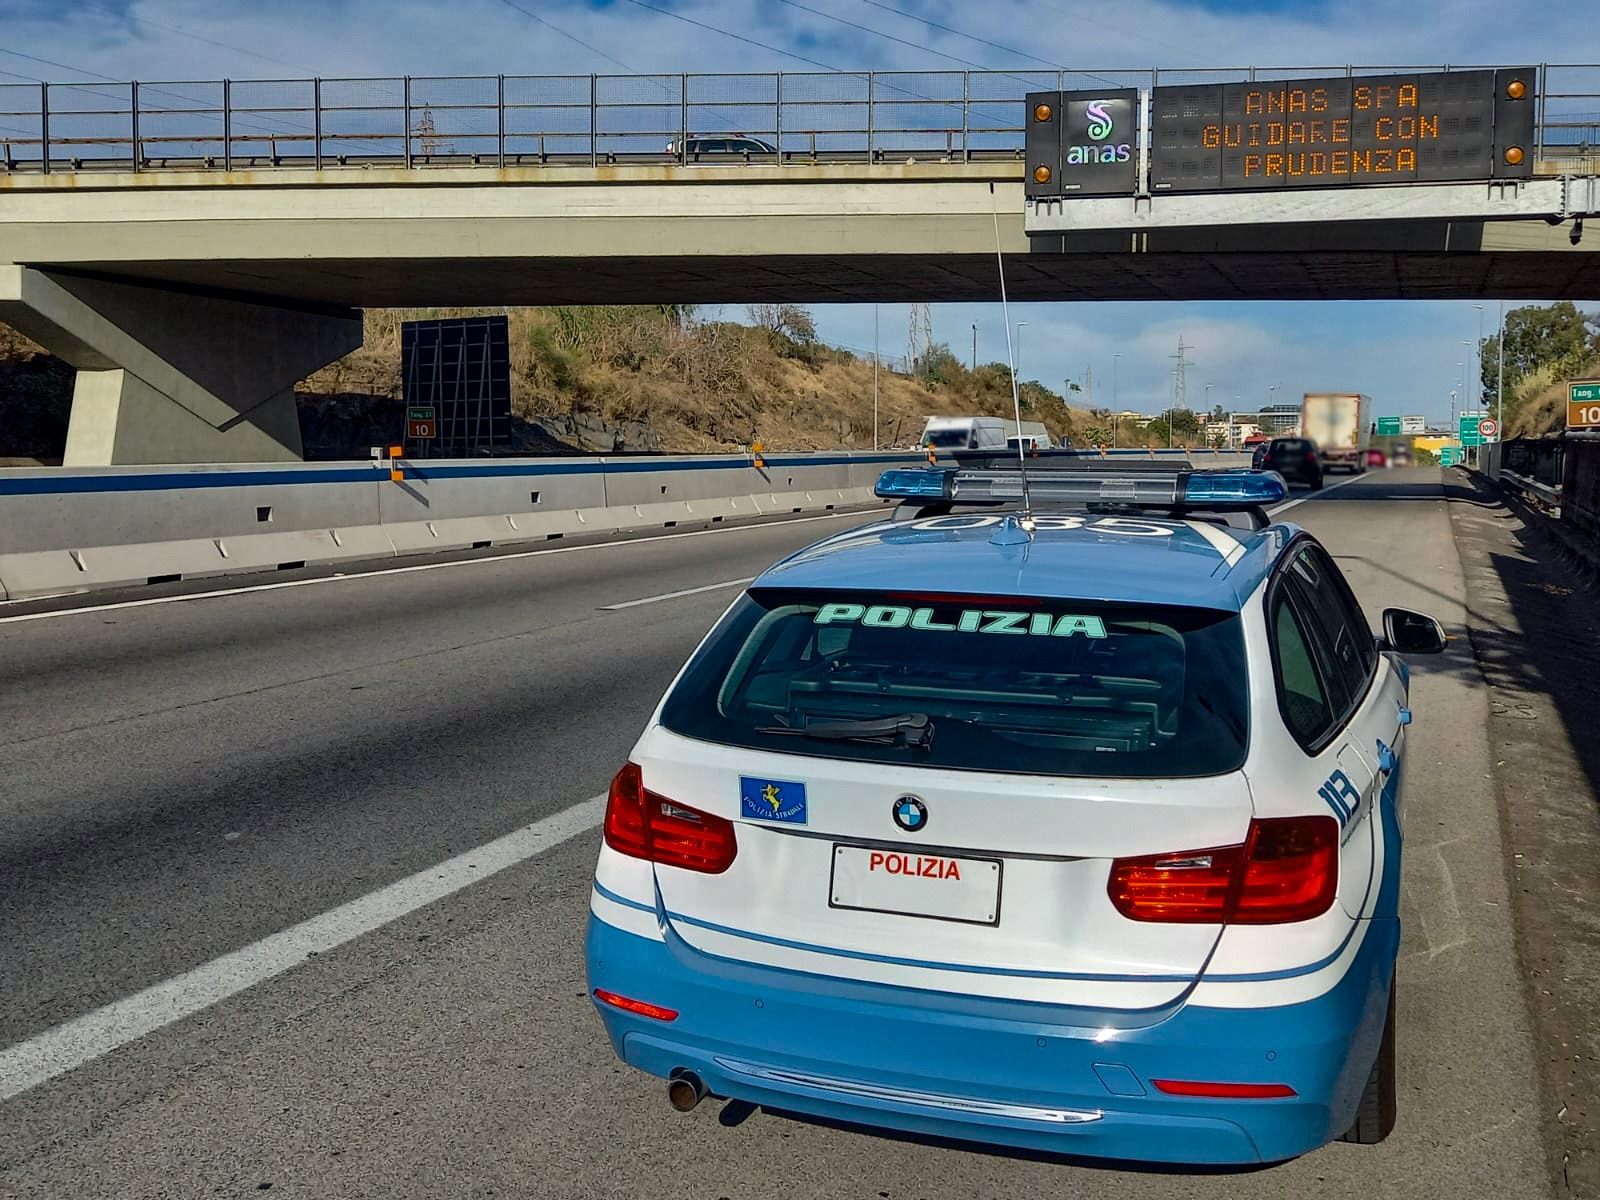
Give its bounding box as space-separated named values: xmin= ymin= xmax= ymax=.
xmin=585 ymin=465 xmax=1445 ymax=1165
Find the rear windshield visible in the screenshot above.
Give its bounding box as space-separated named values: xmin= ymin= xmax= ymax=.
xmin=659 ymin=589 xmax=1250 ymax=778
xmin=1271 ymin=439 xmax=1313 ymax=453
xmin=925 ymin=428 xmax=972 ymax=448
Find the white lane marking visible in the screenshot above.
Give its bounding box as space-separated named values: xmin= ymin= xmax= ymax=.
xmin=1267 ymin=471 xmax=1367 ymax=516
xmin=0 ymin=794 xmax=607 ymax=1103
xmin=600 ymin=576 xmax=755 ymax=611
xmin=1183 ymin=518 xmax=1246 ymax=566
xmin=0 ymin=511 xmax=866 ymax=625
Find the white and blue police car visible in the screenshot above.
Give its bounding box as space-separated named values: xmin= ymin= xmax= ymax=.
xmin=585 ymin=464 xmax=1446 ymax=1165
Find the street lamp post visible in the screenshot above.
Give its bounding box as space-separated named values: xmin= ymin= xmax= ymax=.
xmin=1112 ymin=353 xmax=1121 ymax=447
xmin=872 ymin=304 xmax=879 ymax=450
xmin=1015 ymin=322 xmax=1027 ymax=385
xmin=1496 ymin=300 xmax=1506 ymax=439
xmin=970 ymin=322 xmax=977 ymax=373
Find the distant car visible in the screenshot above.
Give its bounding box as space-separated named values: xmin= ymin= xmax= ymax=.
xmin=1390 ymin=446 xmax=1412 ymax=468
xmin=1366 ymin=449 xmax=1388 ymax=469
xmin=666 ymin=136 xmax=777 ymax=158
xmin=1261 ymin=437 xmax=1323 ymax=490
xmin=586 ymin=462 xmax=1447 ymax=1165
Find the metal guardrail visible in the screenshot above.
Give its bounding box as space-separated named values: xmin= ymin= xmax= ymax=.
xmin=0 ymin=65 xmax=1597 ymax=175
xmin=1502 ymin=468 xmax=1563 ymax=516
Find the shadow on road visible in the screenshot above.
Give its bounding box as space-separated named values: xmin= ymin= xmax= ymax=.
xmin=741 ymin=1102 xmax=1279 ymax=1177
xmin=1314 ymin=477 xmax=1505 ymax=507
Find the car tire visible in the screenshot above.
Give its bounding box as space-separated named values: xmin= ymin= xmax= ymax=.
xmin=1340 ymin=982 xmax=1397 ymax=1145
xmin=1308 ymin=474 xmax=1323 ymax=491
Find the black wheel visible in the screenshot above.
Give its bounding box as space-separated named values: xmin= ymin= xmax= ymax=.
xmin=1340 ymin=982 xmax=1397 ymax=1144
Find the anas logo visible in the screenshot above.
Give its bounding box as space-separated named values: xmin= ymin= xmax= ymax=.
xmin=1067 ymin=98 xmax=1133 ymax=166
xmin=893 ymin=795 xmax=929 ymax=833
xmin=1085 ymin=101 xmax=1114 ymax=140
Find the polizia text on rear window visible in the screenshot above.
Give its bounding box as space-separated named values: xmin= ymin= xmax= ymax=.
xmin=659 ymin=589 xmax=1250 ymax=779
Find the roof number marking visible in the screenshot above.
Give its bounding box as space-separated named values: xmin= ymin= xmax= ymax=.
xmin=813 ymin=603 xmax=1108 ymax=639
xmin=907 ymin=514 xmax=1176 ymax=536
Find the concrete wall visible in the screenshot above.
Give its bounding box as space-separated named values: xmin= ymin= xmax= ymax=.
xmin=0 ymin=452 xmax=913 ymax=601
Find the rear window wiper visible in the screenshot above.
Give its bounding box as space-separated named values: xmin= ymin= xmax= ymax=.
xmin=756 ymin=712 xmax=934 ymax=749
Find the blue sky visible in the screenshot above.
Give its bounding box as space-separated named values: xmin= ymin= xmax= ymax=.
xmin=3 ymin=0 xmax=1596 ymax=423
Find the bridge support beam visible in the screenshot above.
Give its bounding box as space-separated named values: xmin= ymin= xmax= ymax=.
xmin=0 ymin=265 xmax=361 ymax=465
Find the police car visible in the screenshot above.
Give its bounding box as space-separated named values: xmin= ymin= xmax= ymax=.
xmin=585 ymin=463 xmax=1446 ymax=1165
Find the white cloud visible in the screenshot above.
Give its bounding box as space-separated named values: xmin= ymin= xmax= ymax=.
xmin=4 ymin=0 xmax=1585 ymax=424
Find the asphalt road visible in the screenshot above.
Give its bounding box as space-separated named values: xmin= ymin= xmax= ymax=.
xmin=0 ymin=471 xmax=1562 ymax=1198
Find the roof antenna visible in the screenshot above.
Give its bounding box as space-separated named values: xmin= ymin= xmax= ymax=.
xmin=990 ymin=181 xmax=1035 ymax=532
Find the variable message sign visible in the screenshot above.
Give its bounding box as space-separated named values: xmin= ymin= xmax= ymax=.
xmin=1145 ymin=68 xmax=1535 ymax=193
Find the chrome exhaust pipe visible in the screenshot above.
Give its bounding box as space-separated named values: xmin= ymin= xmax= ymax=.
xmin=667 ymin=1070 xmax=707 ymax=1112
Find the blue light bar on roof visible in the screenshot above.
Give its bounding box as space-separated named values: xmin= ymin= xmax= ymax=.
xmin=1183 ymin=470 xmax=1288 ymax=506
xmin=875 ymin=467 xmax=954 ymax=499
xmin=875 ymin=465 xmax=1287 ymax=510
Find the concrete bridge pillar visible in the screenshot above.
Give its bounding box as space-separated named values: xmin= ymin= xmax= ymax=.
xmin=0 ymin=265 xmax=361 ymax=465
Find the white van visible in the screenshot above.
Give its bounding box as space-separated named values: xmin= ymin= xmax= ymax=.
xmin=921 ymin=416 xmax=1009 ymax=451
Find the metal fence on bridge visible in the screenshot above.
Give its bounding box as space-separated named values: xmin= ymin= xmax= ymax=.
xmin=1 ymin=64 xmax=1598 ymax=175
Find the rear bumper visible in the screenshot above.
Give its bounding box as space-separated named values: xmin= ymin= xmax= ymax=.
xmin=586 ymin=912 xmax=1398 ymax=1166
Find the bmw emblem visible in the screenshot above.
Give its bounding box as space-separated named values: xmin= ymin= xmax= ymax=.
xmin=892 ymin=795 xmax=929 ymax=833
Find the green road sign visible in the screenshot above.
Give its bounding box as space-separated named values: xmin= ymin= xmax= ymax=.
xmin=1376 ymin=417 xmax=1402 ymax=436
xmin=1440 ymin=445 xmax=1463 ymax=466
xmin=1458 ymin=411 xmax=1486 ymax=447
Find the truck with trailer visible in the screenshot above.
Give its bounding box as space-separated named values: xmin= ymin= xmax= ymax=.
xmin=1300 ymin=393 xmax=1372 ymax=473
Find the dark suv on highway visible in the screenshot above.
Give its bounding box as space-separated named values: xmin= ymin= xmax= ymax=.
xmin=1260 ymin=437 xmax=1323 ymax=490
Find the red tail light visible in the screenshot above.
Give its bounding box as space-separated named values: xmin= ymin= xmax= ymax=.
xmin=1108 ymin=816 xmax=1338 ymax=924
xmin=603 ymin=763 xmax=737 ymax=874
xmin=593 ymin=989 xmax=679 ymax=1021
xmin=1151 ymin=1079 xmax=1296 ymax=1099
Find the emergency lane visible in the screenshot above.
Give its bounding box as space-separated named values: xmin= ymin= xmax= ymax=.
xmin=0 ymin=470 xmax=1554 ymax=1199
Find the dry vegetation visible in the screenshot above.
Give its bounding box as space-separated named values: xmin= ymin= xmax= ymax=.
xmin=1508 ymin=350 xmax=1600 ymax=438
xmin=302 ymin=306 xmax=1093 ymax=453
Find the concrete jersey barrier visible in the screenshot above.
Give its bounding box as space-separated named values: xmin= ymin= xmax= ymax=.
xmin=0 ymin=452 xmax=918 ymax=602
xmin=0 ymin=448 xmax=1259 ymax=602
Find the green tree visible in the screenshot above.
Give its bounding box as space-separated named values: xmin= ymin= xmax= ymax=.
xmin=1081 ymin=423 xmax=1111 ymax=446
xmin=919 ymin=342 xmax=962 ymax=385
xmin=1169 ymin=408 xmax=1201 ymax=439
xmin=746 ymin=303 xmax=817 ymax=344
xmin=1479 ymin=302 xmax=1600 ymax=414
xmin=1018 ymin=380 xmax=1063 ymax=412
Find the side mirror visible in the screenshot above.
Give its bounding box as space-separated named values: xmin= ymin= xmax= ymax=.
xmin=1381 ymin=608 xmax=1447 ymax=655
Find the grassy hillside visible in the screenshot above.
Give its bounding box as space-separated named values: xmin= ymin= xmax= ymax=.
xmin=1 ymin=304 xmax=1106 ymax=460
xmin=302 ymin=306 xmax=1096 ymax=454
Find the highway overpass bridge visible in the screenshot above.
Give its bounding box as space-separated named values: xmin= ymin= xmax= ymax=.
xmin=0 ymin=65 xmax=1597 ymax=464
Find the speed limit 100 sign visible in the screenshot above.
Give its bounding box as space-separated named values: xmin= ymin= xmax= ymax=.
xmin=1571 ymin=381 xmax=1600 ymax=430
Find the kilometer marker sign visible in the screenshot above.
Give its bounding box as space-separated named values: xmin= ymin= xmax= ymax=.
xmin=1570 ymin=381 xmax=1600 ymax=431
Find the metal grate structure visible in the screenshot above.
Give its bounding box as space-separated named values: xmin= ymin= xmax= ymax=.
xmin=400 ymin=316 xmax=512 ymax=458
xmin=1 ymin=65 xmax=1596 ymax=175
